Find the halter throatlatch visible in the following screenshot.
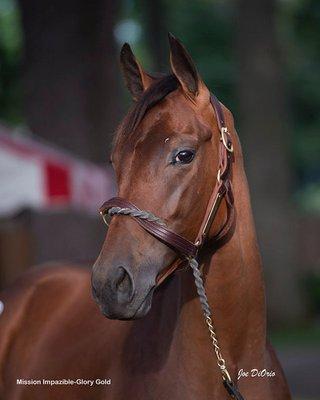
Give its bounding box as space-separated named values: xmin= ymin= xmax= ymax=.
xmin=99 ymin=94 xmax=245 ymax=400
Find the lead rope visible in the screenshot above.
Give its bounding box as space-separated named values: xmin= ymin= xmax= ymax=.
xmin=104 ymin=206 xmax=244 ymax=400
xmin=189 ymin=258 xmax=244 ymax=400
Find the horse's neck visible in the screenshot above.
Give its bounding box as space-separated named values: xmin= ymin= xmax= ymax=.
xmin=176 ymin=151 xmax=267 ymax=369
xmin=130 ymin=137 xmax=267 ymax=378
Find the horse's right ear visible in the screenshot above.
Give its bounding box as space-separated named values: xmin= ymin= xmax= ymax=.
xmin=168 ymin=33 xmax=209 ymax=106
xmin=120 ymin=43 xmax=155 ymax=101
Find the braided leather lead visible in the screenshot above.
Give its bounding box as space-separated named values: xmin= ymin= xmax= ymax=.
xmin=189 ymin=257 xmax=212 ymax=317
xmin=108 ymin=207 xmax=166 ymax=225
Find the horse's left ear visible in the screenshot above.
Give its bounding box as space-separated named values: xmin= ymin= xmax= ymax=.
xmin=168 ymin=33 xmax=209 ymax=104
xmin=120 ymin=43 xmax=155 ymax=101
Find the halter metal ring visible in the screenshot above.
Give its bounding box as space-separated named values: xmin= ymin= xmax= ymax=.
xmin=100 ymin=211 xmax=110 ymax=227
xmin=220 ymin=127 xmax=233 ymax=153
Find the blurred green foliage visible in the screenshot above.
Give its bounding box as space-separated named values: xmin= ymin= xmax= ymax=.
xmin=0 ymin=0 xmax=22 ymax=123
xmin=270 ymin=323 xmax=320 ymax=347
xmin=0 ymin=0 xmax=319 ymax=210
xmin=164 ymin=0 xmax=235 ymax=108
xmin=130 ymin=0 xmax=236 ymax=109
xmin=279 ymin=0 xmax=320 ymax=192
xmin=121 ymin=0 xmax=320 ymax=212
xmin=304 ymin=272 xmax=320 ymax=315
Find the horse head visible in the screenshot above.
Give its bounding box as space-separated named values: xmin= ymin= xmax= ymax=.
xmin=92 ymin=34 xmax=231 ymax=320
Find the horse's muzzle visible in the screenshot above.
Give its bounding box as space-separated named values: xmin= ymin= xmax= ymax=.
xmin=91 ymin=261 xmax=155 ymax=320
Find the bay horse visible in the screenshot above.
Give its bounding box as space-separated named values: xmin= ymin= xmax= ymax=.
xmin=0 ymin=35 xmax=291 ymax=399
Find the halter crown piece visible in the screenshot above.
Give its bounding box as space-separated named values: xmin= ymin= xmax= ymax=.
xmin=99 ymin=94 xmax=245 ymax=400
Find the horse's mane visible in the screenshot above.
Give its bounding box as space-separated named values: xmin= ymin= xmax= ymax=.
xmin=116 ymin=74 xmax=179 ymax=141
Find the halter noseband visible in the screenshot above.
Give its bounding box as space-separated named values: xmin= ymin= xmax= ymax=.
xmin=98 ymin=94 xmax=245 ymax=400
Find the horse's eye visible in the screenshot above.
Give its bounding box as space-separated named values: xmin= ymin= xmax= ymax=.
xmin=174 ymin=150 xmax=195 ymax=164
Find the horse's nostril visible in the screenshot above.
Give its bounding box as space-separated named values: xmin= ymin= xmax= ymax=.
xmin=116 ymin=267 xmax=128 ymax=291
xmin=114 ymin=266 xmax=134 ymax=302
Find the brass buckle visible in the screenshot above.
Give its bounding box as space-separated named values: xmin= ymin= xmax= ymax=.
xmin=220 ymin=127 xmax=233 ymax=153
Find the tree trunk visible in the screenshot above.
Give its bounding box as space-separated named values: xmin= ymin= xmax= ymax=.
xmin=234 ymin=0 xmax=304 ymax=325
xmin=18 ymin=0 xmax=122 ymax=162
xmin=142 ymin=0 xmax=167 ymax=71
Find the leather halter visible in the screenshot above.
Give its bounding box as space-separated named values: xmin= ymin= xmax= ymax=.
xmin=99 ymin=93 xmax=234 ymax=286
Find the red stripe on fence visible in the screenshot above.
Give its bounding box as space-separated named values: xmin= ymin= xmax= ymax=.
xmin=45 ymin=162 xmax=71 ymax=204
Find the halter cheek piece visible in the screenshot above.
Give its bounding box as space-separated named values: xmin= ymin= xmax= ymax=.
xmin=99 ymin=94 xmax=245 ymax=400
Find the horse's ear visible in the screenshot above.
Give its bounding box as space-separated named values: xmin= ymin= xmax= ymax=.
xmin=120 ymin=43 xmax=155 ymax=101
xmin=168 ymin=33 xmax=209 ymax=104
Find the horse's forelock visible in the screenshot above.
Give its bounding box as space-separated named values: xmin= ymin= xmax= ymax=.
xmin=116 ymin=74 xmax=179 ymax=143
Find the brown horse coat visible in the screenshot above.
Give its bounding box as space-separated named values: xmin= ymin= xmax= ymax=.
xmin=0 ymin=35 xmax=291 ymax=399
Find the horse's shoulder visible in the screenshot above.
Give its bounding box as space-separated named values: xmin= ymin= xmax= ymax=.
xmin=0 ymin=263 xmax=92 ymax=335
xmin=25 ymin=261 xmax=91 ymax=283
xmin=0 ymin=264 xmax=96 ymax=392
xmin=3 ymin=262 xmax=90 ymax=295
